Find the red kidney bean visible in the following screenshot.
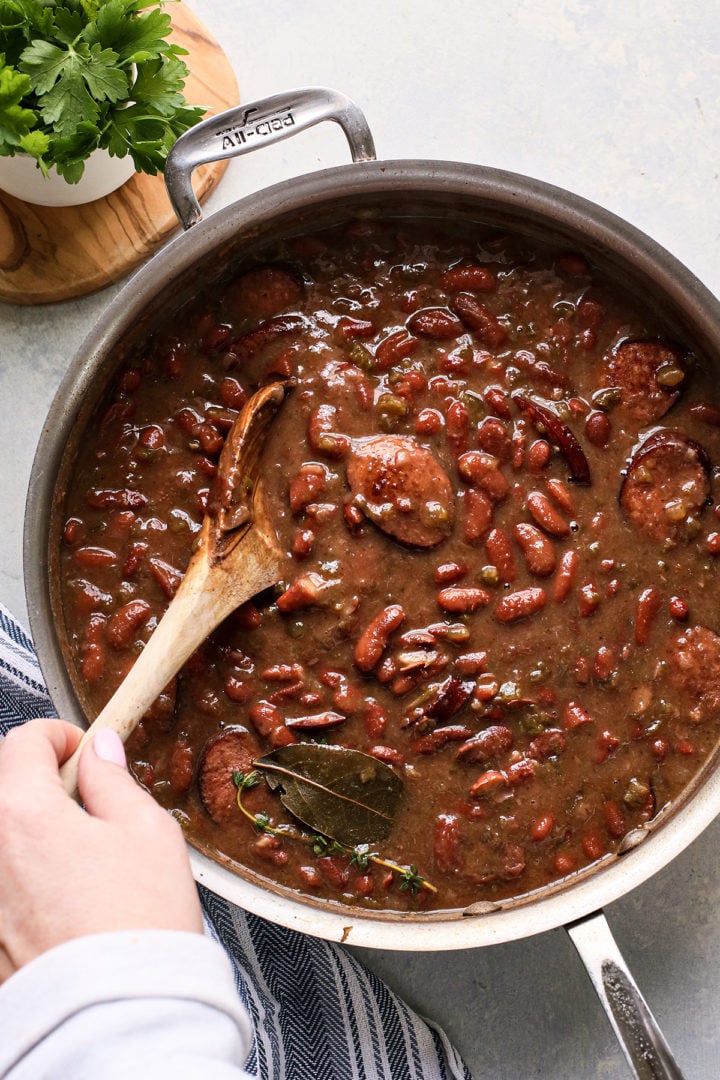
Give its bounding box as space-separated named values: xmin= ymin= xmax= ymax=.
xmin=482 ymin=388 xmax=513 ymax=421
xmin=485 ymin=528 xmax=516 ymax=583
xmin=495 ymin=587 xmax=546 ymax=623
xmin=276 ymin=573 xmax=328 ymax=612
xmin=119 ymin=367 xmax=141 ymax=393
xmin=440 ymin=265 xmax=496 ymax=293
xmin=454 ymin=651 xmax=488 ymax=675
xmin=578 ymin=583 xmax=601 ymax=617
xmin=437 ymin=587 xmax=491 ymax=613
xmin=264 ymin=663 xmax=305 ymax=681
xmin=289 ymin=463 xmax=327 ymax=515
xmin=469 ymin=769 xmax=509 ymax=798
xmin=219 ymin=376 xmax=248 ymax=410
xmin=563 ymin=700 xmax=593 ymax=729
xmin=528 ymin=728 xmax=567 ymax=760
xmin=297 ymin=865 xmax=322 ymax=889
xmin=73 ymin=546 xmax=118 ymax=568
xmin=585 ymin=410 xmax=612 ymax=447
xmin=457 ymin=451 xmax=509 ymax=501
xmin=408 ymin=307 xmax=464 ymax=338
xmin=595 ymin=729 xmax=621 ymax=763
xmin=462 ymin=489 xmax=494 ymax=542
xmin=553 ymin=549 xmax=578 ymax=602
xmin=527 ymin=491 xmax=570 ymax=537
xmin=545 ymin=477 xmax=575 ymax=516
xmin=449 ymin=293 xmax=508 ymax=348
xmin=513 ymin=522 xmax=556 ymax=577
xmin=169 ymin=744 xmax=194 ymax=793
xmin=604 ymin=800 xmax=626 ymax=838
xmin=634 ymin=587 xmax=661 ymax=645
xmin=473 ymin=674 xmax=500 ymax=701
xmin=553 ymin=852 xmax=577 ymax=875
xmin=506 ymin=758 xmax=537 ymax=784
xmin=62 ymin=517 xmax=85 ymax=545
xmin=368 ymin=745 xmax=406 ymax=766
xmin=434 ymin=561 xmax=468 ymax=585
xmin=249 ymin=701 xmax=297 ymax=748
xmin=527 ymin=439 xmax=551 ymax=472
xmin=456 ymin=724 xmax=513 ymax=763
xmin=531 ymin=814 xmax=554 ymax=841
xmin=593 ymin=646 xmax=616 ymax=680
xmin=708 ymin=533 xmax=720 ymax=556
xmin=416 ymin=407 xmax=444 ymax=435
xmin=688 ymin=401 xmax=720 ymax=427
xmin=354 ymin=604 xmax=406 ymax=672
xmin=149 ymin=558 xmax=183 ymax=598
xmin=107 ymin=600 xmax=152 ymax=650
xmin=285 ymin=711 xmax=346 ymax=731
xmin=363 ymin=701 xmax=388 ymax=739
xmin=511 ymin=421 xmax=526 ymax=470
xmin=375 ymin=329 xmax=420 ymax=368
xmin=582 ymin=832 xmax=605 ymax=861
xmin=139 ymin=424 xmax=166 ymax=450
xmin=224 ymin=675 xmax=251 ymax=703
xmin=413 ymin=725 xmax=474 ymax=754
xmin=669 ymin=596 xmax=689 ymax=622
xmin=433 ymin=813 xmax=465 ymax=873
xmin=81 ymin=614 xmax=107 ymax=683
xmin=292 ymin=528 xmax=315 ymax=559
xmin=446 ymin=400 xmax=470 ymax=452
xmin=307 ymin=404 xmax=351 ymax=458
xmin=339 ymin=316 xmax=375 ymax=339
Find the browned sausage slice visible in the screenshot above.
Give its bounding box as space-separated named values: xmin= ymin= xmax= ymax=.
xmin=227 ymin=265 xmax=303 ymax=320
xmin=620 ymin=430 xmax=710 ymax=542
xmin=347 ymin=435 xmax=455 ymax=547
xmin=666 ymin=625 xmax=720 ymax=722
xmin=600 ymin=340 xmax=687 ymax=425
xmin=198 ymin=726 xmax=262 ymax=825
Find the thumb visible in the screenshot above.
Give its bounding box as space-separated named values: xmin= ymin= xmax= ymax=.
xmin=77 ymin=728 xmax=150 ymax=821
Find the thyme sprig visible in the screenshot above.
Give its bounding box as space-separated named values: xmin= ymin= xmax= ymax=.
xmin=232 ymin=770 xmax=436 ymax=894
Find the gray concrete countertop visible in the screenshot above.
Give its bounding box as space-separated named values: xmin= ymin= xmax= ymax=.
xmin=2 ymin=2 xmax=719 ymax=1076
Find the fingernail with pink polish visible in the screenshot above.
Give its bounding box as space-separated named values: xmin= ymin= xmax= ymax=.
xmin=93 ymin=728 xmax=127 ymax=768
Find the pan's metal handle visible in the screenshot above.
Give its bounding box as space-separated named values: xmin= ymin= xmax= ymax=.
xmin=567 ymin=910 xmax=685 ymax=1080
xmin=164 ymin=86 xmax=377 ymax=231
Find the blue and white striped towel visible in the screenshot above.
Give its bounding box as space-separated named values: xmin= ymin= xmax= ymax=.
xmin=0 ymin=602 xmax=471 ymax=1080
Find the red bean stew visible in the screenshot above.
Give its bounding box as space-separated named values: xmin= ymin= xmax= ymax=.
xmin=58 ymin=217 xmax=720 ymax=913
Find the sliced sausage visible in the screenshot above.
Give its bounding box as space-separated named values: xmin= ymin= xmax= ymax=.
xmin=666 ymin=625 xmax=720 ymax=723
xmin=198 ymin=726 xmax=262 ymax=825
xmin=601 ymin=339 xmax=687 ymax=425
xmin=347 ymin=435 xmax=455 ymax=547
xmin=620 ymin=430 xmax=710 ymax=542
xmin=227 ymin=264 xmax=303 ymax=320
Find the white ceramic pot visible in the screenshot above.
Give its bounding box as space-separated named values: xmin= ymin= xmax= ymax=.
xmin=0 ymin=147 xmax=136 ymax=207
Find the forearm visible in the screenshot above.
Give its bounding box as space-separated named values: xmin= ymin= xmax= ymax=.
xmin=0 ymin=929 xmax=253 ymax=1080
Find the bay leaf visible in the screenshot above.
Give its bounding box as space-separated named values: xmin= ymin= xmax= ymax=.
xmin=253 ymin=743 xmax=404 ymax=846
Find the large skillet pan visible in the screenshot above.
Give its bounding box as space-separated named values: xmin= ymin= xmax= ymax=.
xmin=25 ymin=88 xmax=720 ymax=1079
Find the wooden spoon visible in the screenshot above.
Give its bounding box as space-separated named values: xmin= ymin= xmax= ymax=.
xmin=60 ymin=380 xmax=290 ymax=796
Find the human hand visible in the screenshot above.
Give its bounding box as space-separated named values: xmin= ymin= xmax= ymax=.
xmin=0 ymin=718 xmax=203 ymax=984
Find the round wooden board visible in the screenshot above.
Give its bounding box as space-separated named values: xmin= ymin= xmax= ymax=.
xmin=0 ymin=4 xmax=239 ymax=305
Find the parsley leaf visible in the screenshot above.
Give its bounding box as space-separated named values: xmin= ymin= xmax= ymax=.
xmin=0 ymin=56 xmax=36 ymax=148
xmin=0 ymin=1 xmax=206 ymax=181
xmin=88 ymin=1 xmax=176 ymax=65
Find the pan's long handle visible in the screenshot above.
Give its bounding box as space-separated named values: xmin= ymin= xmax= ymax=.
xmin=165 ymin=86 xmax=377 ymax=230
xmin=567 ymin=910 xmax=685 ymax=1080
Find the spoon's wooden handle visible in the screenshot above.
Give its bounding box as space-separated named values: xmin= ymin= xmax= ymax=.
xmin=60 ymin=525 xmax=282 ymax=796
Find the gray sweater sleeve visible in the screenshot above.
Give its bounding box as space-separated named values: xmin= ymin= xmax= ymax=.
xmin=0 ymin=929 xmax=254 ymax=1080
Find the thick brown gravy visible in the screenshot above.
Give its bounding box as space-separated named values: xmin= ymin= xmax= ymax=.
xmin=58 ymin=217 xmax=720 ymax=912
